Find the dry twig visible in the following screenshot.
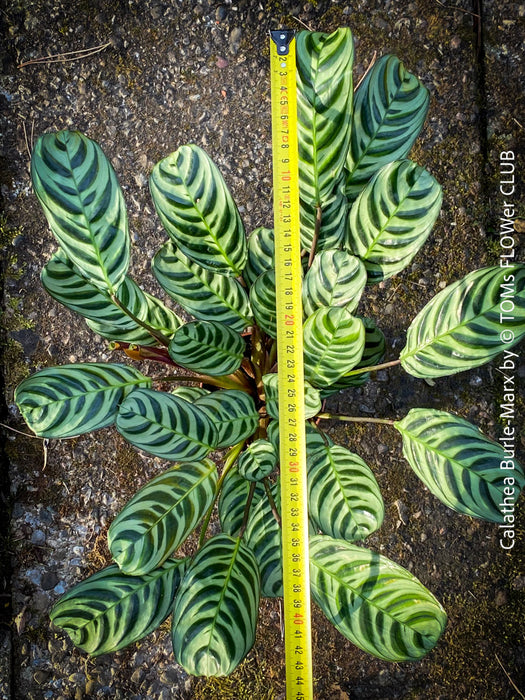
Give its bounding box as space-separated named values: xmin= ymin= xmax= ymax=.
xmin=18 ymin=41 xmax=111 ymax=69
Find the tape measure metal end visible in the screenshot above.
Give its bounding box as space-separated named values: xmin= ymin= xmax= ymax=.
xmin=270 ymin=29 xmax=295 ymax=55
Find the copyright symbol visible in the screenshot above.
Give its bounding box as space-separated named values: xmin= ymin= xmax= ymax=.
xmin=500 ymin=329 xmax=515 ymax=343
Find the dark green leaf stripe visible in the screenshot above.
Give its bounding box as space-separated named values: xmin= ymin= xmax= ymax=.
xmin=262 ymin=373 xmax=321 ymax=420
xmin=347 ymin=160 xmax=442 ymax=282
xmin=310 ymin=535 xmax=447 ymax=661
xmin=116 ymin=388 xmax=218 ymax=461
xmin=243 ymin=227 xmax=275 ymax=286
xmin=108 ymin=460 xmax=218 ymax=574
xmin=150 ymin=144 xmax=247 ymax=276
xmin=218 ymin=467 xmax=266 ymax=536
xmin=31 ymin=131 xmax=130 ymax=292
xmin=297 ymin=28 xmax=354 ymax=207
xmin=195 ymin=390 xmax=259 ymax=448
xmin=43 ymin=250 xmax=181 ymax=344
xmin=308 ymin=444 xmax=384 ymax=541
xmin=50 ymin=559 xmax=187 ymax=656
xmin=400 ymin=265 xmax=525 ymax=377
xmin=153 ymin=243 xmax=252 ymax=332
xmin=238 ymin=439 xmax=277 ymax=482
xmin=250 ymin=270 xmax=277 ymax=339
xmin=15 ymin=363 xmax=150 ymax=438
xmin=303 ymin=307 xmax=365 ymax=388
xmin=395 ymin=409 xmax=525 ymax=522
xmin=267 ymin=419 xmax=333 ymax=454
xmin=168 ymin=321 xmax=244 ymax=376
xmin=300 ymin=182 xmax=348 ymax=252
xmin=172 ymin=534 xmax=260 ymax=676
xmin=245 ymin=481 xmax=283 ymax=597
xmin=345 ymin=55 xmax=429 ymax=200
xmin=302 ymin=249 xmax=366 ymax=317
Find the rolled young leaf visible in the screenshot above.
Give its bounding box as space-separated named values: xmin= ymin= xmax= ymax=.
xmin=150 ymin=144 xmax=247 ymax=276
xmin=308 ymin=444 xmax=384 ymax=541
xmin=400 ymin=265 xmax=525 ymax=378
xmin=31 ymin=131 xmax=130 ymax=293
xmin=168 ymin=320 xmax=245 ymax=376
xmin=237 ymin=439 xmax=277 ymax=482
xmin=153 ymin=242 xmax=252 ymax=332
xmin=172 ymin=533 xmax=260 ymax=676
xmin=309 ymin=535 xmax=447 ymax=661
xmin=347 ymin=159 xmax=442 ymax=282
xmin=15 ymin=363 xmax=150 ymax=438
xmin=245 ymin=480 xmax=283 ymax=597
xmin=218 ymin=467 xmax=266 ymax=536
xmin=108 ymin=460 xmax=218 ymax=574
xmin=303 ymin=307 xmax=365 ymax=388
xmin=345 ymin=55 xmax=429 ymax=200
xmin=50 ymin=559 xmax=187 ymax=656
xmin=116 ymin=388 xmax=218 ymax=461
xmin=394 ymin=408 xmax=525 ymax=522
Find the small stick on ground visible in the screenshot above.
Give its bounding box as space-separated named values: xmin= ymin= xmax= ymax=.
xmin=18 ymin=42 xmax=111 ymax=69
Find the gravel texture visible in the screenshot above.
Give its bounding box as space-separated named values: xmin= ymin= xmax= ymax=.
xmin=1 ymin=1 xmax=524 ymax=698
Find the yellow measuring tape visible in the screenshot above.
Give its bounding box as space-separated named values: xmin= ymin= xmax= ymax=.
xmin=270 ymin=30 xmax=313 ymax=699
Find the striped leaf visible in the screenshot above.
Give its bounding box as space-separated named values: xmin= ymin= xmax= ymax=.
xmin=347 ymin=160 xmax=442 ymax=282
xmin=245 ymin=481 xmax=283 ymax=597
xmin=153 ymin=243 xmax=252 ymax=332
xmin=31 ymin=131 xmax=130 ymax=293
xmin=243 ymin=227 xmax=274 ymax=286
xmin=310 ymin=535 xmax=447 ymax=661
xmin=395 ymin=409 xmax=525 ymax=522
xmin=250 ymin=270 xmax=277 ymax=339
xmin=303 ymin=307 xmax=366 ymax=388
xmin=238 ymin=439 xmax=277 ymax=482
xmin=195 ymin=390 xmax=259 ymax=448
xmin=218 ymin=467 xmax=266 ymax=536
xmin=172 ymin=534 xmax=260 ymax=676
xmin=171 ymin=386 xmax=210 ymax=402
xmin=262 ymin=373 xmax=321 ymax=420
xmin=308 ymin=444 xmax=384 ymax=541
xmin=267 ymin=419 xmax=333 ymax=454
xmin=42 ymin=250 xmax=181 ymax=344
xmin=116 ymin=388 xmax=218 ymax=461
xmin=345 ymin=55 xmax=430 ymax=200
xmin=150 ymin=144 xmax=247 ymax=276
xmin=300 ymin=183 xmax=348 ymax=252
xmin=168 ymin=321 xmax=244 ymax=376
xmin=108 ymin=460 xmax=218 ymax=574
xmin=50 ymin=559 xmax=187 ymax=656
xmin=400 ymin=265 xmax=525 ymax=378
xmin=302 ymin=249 xmax=367 ymax=317
xmin=297 ymin=28 xmax=354 ymax=207
xmin=15 ymin=363 xmax=150 ymax=439
xmin=321 ymin=318 xmax=386 ymax=395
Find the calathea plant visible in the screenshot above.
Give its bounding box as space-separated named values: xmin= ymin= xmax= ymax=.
xmin=15 ymin=27 xmax=525 ymax=680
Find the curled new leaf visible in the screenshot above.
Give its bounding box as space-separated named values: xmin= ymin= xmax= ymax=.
xmin=150 ymin=144 xmax=247 ymax=276
xmin=172 ymin=534 xmax=260 ymax=677
xmin=50 ymin=559 xmax=187 ymax=656
xmin=15 ymin=363 xmax=150 ymax=438
xmin=31 ymin=131 xmax=130 ymax=293
xmin=400 ymin=265 xmax=525 ymax=378
xmin=238 ymin=439 xmax=277 ymax=481
xmin=310 ymin=535 xmax=447 ymax=661
xmin=395 ymin=408 xmax=525 ymax=521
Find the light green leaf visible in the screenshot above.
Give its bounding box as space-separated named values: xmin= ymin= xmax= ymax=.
xmin=153 ymin=242 xmax=252 ymax=332
xmin=238 ymin=439 xmax=277 ymax=482
xmin=31 ymin=131 xmax=130 ymax=293
xmin=308 ymin=444 xmax=384 ymax=541
xmin=310 ymin=535 xmax=447 ymax=661
xmin=196 ymin=390 xmax=259 ymax=449
xmin=150 ymin=144 xmax=247 ymax=276
xmin=108 ymin=460 xmax=217 ymax=574
xmin=300 ymin=183 xmax=348 ymax=252
xmin=297 ymin=28 xmax=354 ymax=208
xmin=15 ymin=363 xmax=150 ymax=438
xmin=168 ymin=321 xmax=244 ymax=376
xmin=395 ymin=408 xmax=525 ymax=522
xmin=116 ymin=388 xmax=217 ymax=461
xmin=347 ymin=160 xmax=442 ymax=282
xmin=50 ymin=559 xmax=187 ymax=656
xmin=303 ymin=307 xmax=365 ymax=388
xmin=302 ymin=249 xmax=367 ymax=317
xmin=345 ymin=55 xmax=430 ymax=200
xmin=172 ymin=534 xmax=260 ymax=677
xmin=262 ymin=373 xmax=321 ymax=420
xmin=400 ymin=265 xmax=525 ymax=378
